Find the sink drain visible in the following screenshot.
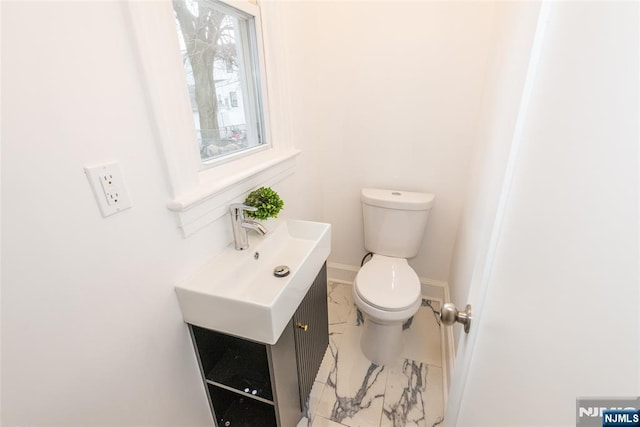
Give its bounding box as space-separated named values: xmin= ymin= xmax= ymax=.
xmin=273 ymin=265 xmax=290 ymax=278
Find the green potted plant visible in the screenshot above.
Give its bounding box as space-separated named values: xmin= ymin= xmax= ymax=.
xmin=244 ymin=186 xmax=284 ymax=220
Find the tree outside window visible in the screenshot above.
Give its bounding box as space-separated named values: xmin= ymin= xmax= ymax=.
xmin=173 ymin=0 xmax=265 ymax=162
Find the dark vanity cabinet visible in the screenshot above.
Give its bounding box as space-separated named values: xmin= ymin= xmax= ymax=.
xmin=189 ymin=263 xmax=328 ymax=427
xmin=292 ymin=262 xmax=328 ymax=409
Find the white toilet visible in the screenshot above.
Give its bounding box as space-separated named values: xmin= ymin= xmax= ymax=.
xmin=353 ymin=188 xmax=435 ymax=365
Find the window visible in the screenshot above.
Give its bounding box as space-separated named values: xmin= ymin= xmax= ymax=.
xmin=173 ymin=0 xmax=267 ymax=164
xmin=126 ymin=0 xmax=299 ymax=237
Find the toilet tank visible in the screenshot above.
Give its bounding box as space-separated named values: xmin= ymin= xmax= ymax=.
xmin=361 ymin=188 xmax=435 ymax=258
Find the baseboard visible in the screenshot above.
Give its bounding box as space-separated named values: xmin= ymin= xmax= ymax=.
xmin=442 ymin=283 xmax=455 ymax=408
xmin=327 ymin=262 xmax=359 ymax=285
xmin=419 ymin=277 xmax=447 ymax=302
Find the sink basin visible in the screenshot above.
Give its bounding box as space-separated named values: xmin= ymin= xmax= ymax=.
xmin=175 ymin=219 xmax=331 ymax=344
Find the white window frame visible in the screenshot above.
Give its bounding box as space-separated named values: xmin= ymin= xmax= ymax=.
xmin=126 ymin=0 xmax=299 ymax=237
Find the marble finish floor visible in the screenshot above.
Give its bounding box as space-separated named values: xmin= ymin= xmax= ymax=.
xmin=297 ymin=282 xmax=445 ymax=427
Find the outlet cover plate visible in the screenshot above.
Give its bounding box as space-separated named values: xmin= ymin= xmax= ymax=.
xmin=84 ymin=162 xmax=132 ymax=217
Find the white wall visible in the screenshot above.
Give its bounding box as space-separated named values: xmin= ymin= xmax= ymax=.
xmin=279 ymin=1 xmax=502 ymax=282
xmin=447 ymin=1 xmax=542 ymax=343
xmin=455 ymin=2 xmax=639 ymax=425
xmin=266 ymin=1 xmax=326 ymax=223
xmin=0 ymin=2 xmax=319 ymax=425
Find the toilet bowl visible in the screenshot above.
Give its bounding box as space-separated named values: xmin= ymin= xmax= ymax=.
xmin=353 ymin=255 xmax=422 ymax=365
xmin=353 ymin=188 xmax=434 ymax=365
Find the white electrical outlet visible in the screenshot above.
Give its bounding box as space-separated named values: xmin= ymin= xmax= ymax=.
xmin=98 ymin=172 xmax=120 ymax=206
xmin=84 ymin=162 xmax=132 ymax=217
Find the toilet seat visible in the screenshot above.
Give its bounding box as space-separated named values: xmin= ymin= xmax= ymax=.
xmin=354 ymin=255 xmax=421 ymax=312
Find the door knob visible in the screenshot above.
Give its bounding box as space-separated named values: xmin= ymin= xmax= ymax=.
xmin=440 ymin=303 xmax=472 ymax=334
xmin=296 ymin=322 xmax=309 ymax=331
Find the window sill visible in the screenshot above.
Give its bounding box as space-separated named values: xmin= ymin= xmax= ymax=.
xmin=167 ymin=149 xmax=300 ymax=237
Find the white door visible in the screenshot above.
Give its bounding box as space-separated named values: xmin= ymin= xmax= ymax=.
xmin=444 ymin=2 xmax=639 ymax=426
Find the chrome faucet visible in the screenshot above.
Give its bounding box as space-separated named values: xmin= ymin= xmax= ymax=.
xmin=229 ymin=203 xmax=268 ymax=250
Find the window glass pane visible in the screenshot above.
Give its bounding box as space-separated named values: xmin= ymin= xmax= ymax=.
xmin=173 ymin=0 xmax=265 ymax=163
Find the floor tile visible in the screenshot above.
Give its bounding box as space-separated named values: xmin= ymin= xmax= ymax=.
xmin=298 ymin=416 xmax=311 ymax=427
xmin=312 ymin=416 xmax=350 ymax=427
xmin=399 ymin=300 xmax=442 ymax=367
xmin=380 ymin=360 xmax=444 ymax=427
xmin=300 ymin=281 xmax=445 ymax=427
xmin=316 ymin=344 xmax=335 ymax=385
xmin=328 ymin=283 xmax=355 ymax=325
xmin=316 ymin=308 xmax=387 ymax=427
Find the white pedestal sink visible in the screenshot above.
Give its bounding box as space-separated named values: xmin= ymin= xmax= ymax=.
xmin=175 ymin=219 xmax=331 ymax=344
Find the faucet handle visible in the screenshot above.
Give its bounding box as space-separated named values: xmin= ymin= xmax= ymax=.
xmin=229 ymin=204 xmax=258 ymax=221
xmin=229 ymin=203 xmax=258 ymax=213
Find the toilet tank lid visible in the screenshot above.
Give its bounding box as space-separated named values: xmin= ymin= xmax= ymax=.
xmin=361 ymin=188 xmax=435 ymax=211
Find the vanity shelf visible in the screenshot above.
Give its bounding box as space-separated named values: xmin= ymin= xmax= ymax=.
xmin=207 ymin=385 xmax=277 ymax=427
xmin=189 ymin=263 xmax=328 ymax=427
xmin=199 ymin=332 xmax=273 ymax=401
